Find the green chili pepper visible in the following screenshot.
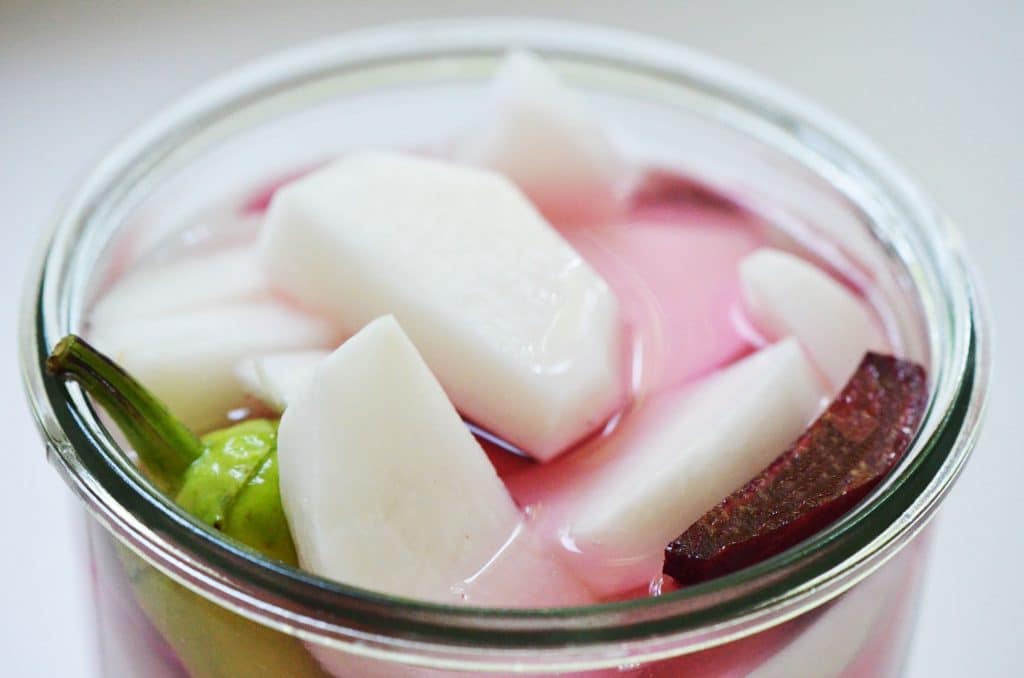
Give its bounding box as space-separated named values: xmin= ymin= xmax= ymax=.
xmin=46 ymin=334 xmax=297 ymax=565
xmin=220 ymin=449 xmax=297 ymax=564
xmin=49 ymin=335 xmax=319 ymax=675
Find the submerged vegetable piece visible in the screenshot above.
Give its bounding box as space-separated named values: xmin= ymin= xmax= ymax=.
xmin=221 ymin=450 xmax=295 ymax=563
xmin=740 ymin=248 xmax=888 ymax=391
xmin=89 ymin=242 xmax=267 ymax=327
xmin=113 ymin=543 xmax=328 ymax=678
xmin=89 ymin=300 xmax=340 ymax=431
xmin=177 ymin=419 xmax=297 ymax=564
xmin=175 ymin=422 xmax=296 ymax=564
xmin=235 ymin=349 xmax=328 ymax=413
xmin=177 ymin=420 xmax=278 ymax=527
xmin=278 ymin=315 xmax=590 ymax=606
xmin=262 ymin=150 xmax=623 ymax=461
xmin=47 ymin=335 xmax=297 ymax=565
xmin=664 ymin=353 xmax=927 ymax=586
xmin=509 ymin=338 xmax=825 ymax=596
xmin=452 ymin=49 xmax=629 ymax=224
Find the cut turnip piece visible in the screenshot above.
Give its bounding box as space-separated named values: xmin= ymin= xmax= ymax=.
xmin=452 ymin=50 xmax=630 ymax=224
xmin=235 ymin=349 xmax=329 ymax=412
xmin=740 ymin=248 xmax=887 ymax=390
xmin=262 ymin=151 xmax=623 ymax=462
xmin=88 ymin=301 xmax=340 ymax=431
xmin=277 ymin=316 xmax=590 ymax=606
xmin=90 ymin=242 xmax=267 ymax=327
xmin=546 ymin=339 xmax=825 ymax=595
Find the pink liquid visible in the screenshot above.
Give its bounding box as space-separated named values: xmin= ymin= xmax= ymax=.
xmin=500 ymin=182 xmax=768 ymax=600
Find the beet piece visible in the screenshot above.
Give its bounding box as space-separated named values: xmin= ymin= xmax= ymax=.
xmin=664 ymin=352 xmax=927 ymax=586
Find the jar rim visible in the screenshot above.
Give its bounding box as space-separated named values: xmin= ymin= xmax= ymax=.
xmin=19 ymin=19 xmax=989 ymax=669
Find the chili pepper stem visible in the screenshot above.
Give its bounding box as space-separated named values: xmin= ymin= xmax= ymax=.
xmin=46 ymin=334 xmax=204 ymax=492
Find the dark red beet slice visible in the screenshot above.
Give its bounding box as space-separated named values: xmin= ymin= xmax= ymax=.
xmin=664 ymin=352 xmax=927 ymax=586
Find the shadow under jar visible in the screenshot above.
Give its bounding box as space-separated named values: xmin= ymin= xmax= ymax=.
xmin=20 ymin=20 xmax=988 ymax=678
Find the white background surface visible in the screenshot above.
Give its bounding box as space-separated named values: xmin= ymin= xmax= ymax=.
xmin=1 ymin=2 xmax=1019 ymax=676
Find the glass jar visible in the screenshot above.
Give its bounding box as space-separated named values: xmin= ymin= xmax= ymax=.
xmin=20 ymin=20 xmax=988 ymax=677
